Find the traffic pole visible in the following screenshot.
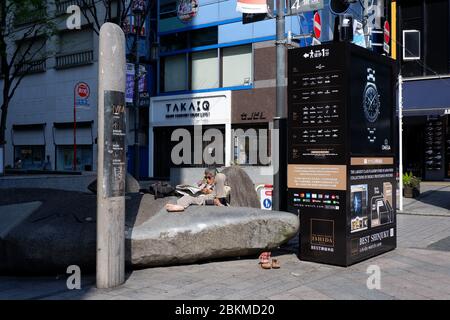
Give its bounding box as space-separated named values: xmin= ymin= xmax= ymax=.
xmin=398 ymin=74 xmax=403 ymax=212
xmin=96 ymin=23 xmax=127 ymax=288
xmin=272 ymin=0 xmax=287 ymax=212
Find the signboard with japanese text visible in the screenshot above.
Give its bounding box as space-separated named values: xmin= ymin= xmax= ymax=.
xmin=287 ymin=42 xmax=397 ymax=266
xmin=287 ymin=0 xmax=324 ymax=16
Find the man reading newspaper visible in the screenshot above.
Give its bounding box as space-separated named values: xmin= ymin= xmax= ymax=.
xmin=165 ymin=168 xmax=228 ymax=212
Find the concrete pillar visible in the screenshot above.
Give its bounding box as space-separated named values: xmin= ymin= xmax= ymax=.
xmin=96 ymin=23 xmax=126 ymax=289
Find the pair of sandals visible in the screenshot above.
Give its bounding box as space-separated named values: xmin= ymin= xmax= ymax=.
xmin=258 ymin=252 xmax=280 ymax=269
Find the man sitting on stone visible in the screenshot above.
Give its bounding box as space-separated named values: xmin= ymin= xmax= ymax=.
xmin=165 ymin=168 xmax=228 ymax=212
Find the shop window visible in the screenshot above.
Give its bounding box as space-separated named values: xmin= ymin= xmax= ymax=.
xmin=222 ymin=45 xmax=253 ymax=87
xmin=14 ymin=145 xmax=45 ymax=169
xmin=162 ymin=54 xmax=188 ymax=92
xmin=191 ymin=50 xmax=219 ymax=90
xmin=232 ymin=124 xmax=270 ymax=166
xmin=56 ymin=145 xmax=93 ymax=171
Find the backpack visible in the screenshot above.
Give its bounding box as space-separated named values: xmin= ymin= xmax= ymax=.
xmin=150 ymin=182 xmax=175 ymax=199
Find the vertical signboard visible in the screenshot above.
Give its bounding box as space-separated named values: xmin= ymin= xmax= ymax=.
xmin=103 ymin=91 xmax=126 ymax=198
xmin=288 ymin=42 xmax=397 ymax=266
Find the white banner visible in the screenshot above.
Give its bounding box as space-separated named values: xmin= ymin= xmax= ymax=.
xmin=236 ymin=0 xmax=268 ymax=14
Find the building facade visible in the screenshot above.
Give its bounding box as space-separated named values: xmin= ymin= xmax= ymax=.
xmin=0 ymin=0 xmax=152 ymax=175
xmin=396 ymin=0 xmax=450 ymax=180
xmin=150 ymin=0 xmax=368 ymax=185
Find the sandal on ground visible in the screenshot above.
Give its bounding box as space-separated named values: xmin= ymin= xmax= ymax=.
xmin=258 ymin=252 xmax=272 ymax=269
xmin=271 ymin=258 xmax=280 ymax=269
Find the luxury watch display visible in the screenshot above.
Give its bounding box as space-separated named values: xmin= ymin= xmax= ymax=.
xmin=363 ymin=68 xmax=380 ymax=123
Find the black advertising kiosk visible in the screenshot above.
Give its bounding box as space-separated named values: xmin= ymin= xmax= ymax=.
xmin=287 ymin=42 xmax=397 ymax=266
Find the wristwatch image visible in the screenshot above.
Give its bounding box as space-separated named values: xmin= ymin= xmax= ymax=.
xmin=363 ymin=68 xmax=381 ymax=123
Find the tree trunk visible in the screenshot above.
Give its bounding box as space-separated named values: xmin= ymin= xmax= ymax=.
xmin=0 ymin=85 xmax=10 ymax=145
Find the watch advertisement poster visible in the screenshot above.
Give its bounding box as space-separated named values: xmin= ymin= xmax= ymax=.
xmin=350 ymin=54 xmax=393 ymax=155
xmin=287 ymin=42 xmax=397 ymax=266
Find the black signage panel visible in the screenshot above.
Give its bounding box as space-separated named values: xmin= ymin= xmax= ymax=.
xmin=288 ymin=43 xmax=347 ymax=165
xmin=349 ymin=53 xmax=394 ymax=155
xmin=287 ymin=42 xmax=397 ymax=266
xmin=103 ymin=90 xmax=126 ymax=198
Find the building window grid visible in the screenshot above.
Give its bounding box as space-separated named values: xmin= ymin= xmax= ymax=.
xmin=159 ymin=43 xmax=254 ymax=94
xmin=399 ymin=0 xmax=450 ymax=77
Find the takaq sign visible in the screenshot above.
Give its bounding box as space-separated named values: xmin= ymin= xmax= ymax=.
xmin=177 ymin=0 xmax=199 ymax=23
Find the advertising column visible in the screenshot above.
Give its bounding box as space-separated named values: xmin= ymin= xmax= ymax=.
xmin=287 ymin=42 xmax=397 ymax=266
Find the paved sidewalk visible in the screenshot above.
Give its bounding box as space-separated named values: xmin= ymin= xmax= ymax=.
xmin=401 ymin=182 xmax=450 ymax=216
xmin=1 ymin=214 xmax=450 ymax=300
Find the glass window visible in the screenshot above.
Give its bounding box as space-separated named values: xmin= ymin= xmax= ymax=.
xmin=56 ymin=145 xmax=93 ymax=171
xmin=163 ymin=54 xmax=187 ymax=92
xmin=222 ymin=45 xmax=253 ymax=87
xmin=191 ymin=27 xmax=218 ymax=48
xmin=191 ymin=50 xmax=219 ymax=90
xmin=14 ymin=146 xmax=44 ymax=169
xmin=160 ymin=32 xmax=188 ymax=53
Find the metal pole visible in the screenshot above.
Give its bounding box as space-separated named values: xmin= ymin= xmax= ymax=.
xmin=272 ymin=0 xmax=287 ymax=211
xmin=133 ymin=14 xmax=141 ymax=179
xmin=97 ymin=23 xmax=126 ymax=288
xmin=398 ymin=74 xmax=403 ymax=211
xmin=73 ymin=84 xmax=77 ymax=171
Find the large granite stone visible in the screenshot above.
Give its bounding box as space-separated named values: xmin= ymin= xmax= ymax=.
xmin=87 ymin=173 xmax=141 ymax=194
xmin=221 ymin=166 xmax=260 ymax=208
xmin=0 ymin=188 xmax=298 ymax=274
xmin=129 ymin=206 xmax=299 ymax=267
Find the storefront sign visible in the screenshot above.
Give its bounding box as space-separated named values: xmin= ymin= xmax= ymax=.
xmin=240 ymin=112 xmax=266 ymax=121
xmin=177 ymin=0 xmax=199 ymax=23
xmin=150 ymin=91 xmax=231 ymax=127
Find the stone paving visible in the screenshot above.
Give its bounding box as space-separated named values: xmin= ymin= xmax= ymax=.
xmin=401 ymin=182 xmax=450 ymax=216
xmin=1 ymin=213 xmax=450 ymax=300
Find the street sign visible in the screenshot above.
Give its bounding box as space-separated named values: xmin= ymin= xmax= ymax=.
xmin=313 ymin=11 xmax=321 ymax=39
xmin=287 ymin=0 xmax=324 ymax=16
xmin=75 ymin=82 xmax=90 ymax=107
xmin=76 ymin=82 xmax=90 ymax=99
xmin=383 ymin=20 xmax=390 ymax=54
